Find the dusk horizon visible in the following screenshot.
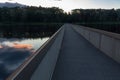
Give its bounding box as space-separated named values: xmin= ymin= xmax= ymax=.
xmin=0 ymin=0 xmax=120 ymax=12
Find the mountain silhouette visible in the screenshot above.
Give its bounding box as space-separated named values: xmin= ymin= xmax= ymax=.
xmin=0 ymin=2 xmax=27 ymax=7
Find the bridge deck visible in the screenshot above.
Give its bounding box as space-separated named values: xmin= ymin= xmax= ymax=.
xmin=52 ymin=25 xmax=120 ymax=80
xmin=32 ymin=24 xmax=120 ymax=80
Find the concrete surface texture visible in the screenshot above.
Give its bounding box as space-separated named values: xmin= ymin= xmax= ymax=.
xmin=31 ymin=27 xmax=65 ymax=80
xmin=52 ymin=24 xmax=120 ymax=80
xmin=73 ymin=24 xmax=120 ymax=63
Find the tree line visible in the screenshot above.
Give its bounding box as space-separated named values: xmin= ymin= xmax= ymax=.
xmin=71 ymin=9 xmax=120 ymax=23
xmin=0 ymin=6 xmax=120 ymax=34
xmin=0 ymin=6 xmax=120 ymax=23
xmin=0 ymin=6 xmax=66 ymax=22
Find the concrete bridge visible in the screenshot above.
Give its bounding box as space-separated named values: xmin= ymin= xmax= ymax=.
xmin=7 ymin=24 xmax=120 ymax=80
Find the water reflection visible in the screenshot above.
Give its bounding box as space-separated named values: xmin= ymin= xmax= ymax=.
xmin=0 ymin=37 xmax=49 ymax=80
xmin=0 ymin=23 xmax=61 ymax=79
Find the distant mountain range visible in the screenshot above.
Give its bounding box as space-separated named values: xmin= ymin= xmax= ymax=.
xmin=0 ymin=2 xmax=27 ymax=7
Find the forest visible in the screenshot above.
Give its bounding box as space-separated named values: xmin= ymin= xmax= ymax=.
xmin=0 ymin=6 xmax=120 ymax=33
xmin=0 ymin=6 xmax=120 ymax=23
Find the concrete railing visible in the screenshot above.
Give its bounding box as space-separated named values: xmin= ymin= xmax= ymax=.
xmin=73 ymin=24 xmax=120 ymax=63
xmin=6 ymin=24 xmax=65 ymax=80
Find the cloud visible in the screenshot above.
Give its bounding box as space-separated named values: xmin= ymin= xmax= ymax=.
xmin=1 ymin=0 xmax=120 ymax=12
xmin=0 ymin=46 xmax=31 ymax=79
xmin=0 ymin=45 xmax=3 ymax=48
xmin=12 ymin=43 xmax=33 ymax=49
xmin=0 ymin=42 xmax=33 ymax=50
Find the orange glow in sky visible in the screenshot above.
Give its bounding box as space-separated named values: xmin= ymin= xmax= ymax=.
xmin=0 ymin=45 xmax=3 ymax=48
xmin=12 ymin=43 xmax=33 ymax=49
xmin=0 ymin=43 xmax=33 ymax=49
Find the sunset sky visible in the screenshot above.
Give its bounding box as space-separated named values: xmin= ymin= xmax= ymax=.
xmin=0 ymin=0 xmax=120 ymax=12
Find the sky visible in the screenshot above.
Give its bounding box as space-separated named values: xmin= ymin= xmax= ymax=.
xmin=0 ymin=0 xmax=120 ymax=12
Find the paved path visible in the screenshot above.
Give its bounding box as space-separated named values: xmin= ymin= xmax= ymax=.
xmin=51 ymin=25 xmax=120 ymax=80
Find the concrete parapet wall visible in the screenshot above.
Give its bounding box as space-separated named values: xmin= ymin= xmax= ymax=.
xmin=73 ymin=24 xmax=120 ymax=63
xmin=31 ymin=24 xmax=65 ymax=80
xmin=90 ymin=31 xmax=100 ymax=48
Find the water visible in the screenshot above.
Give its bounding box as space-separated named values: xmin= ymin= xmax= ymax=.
xmin=0 ymin=37 xmax=49 ymax=80
xmin=0 ymin=23 xmax=61 ymax=80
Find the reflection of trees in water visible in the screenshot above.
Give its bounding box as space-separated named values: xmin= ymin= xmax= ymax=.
xmin=2 ymin=32 xmax=54 ymax=38
xmin=0 ymin=24 xmax=62 ymax=38
xmin=0 ymin=23 xmax=60 ymax=79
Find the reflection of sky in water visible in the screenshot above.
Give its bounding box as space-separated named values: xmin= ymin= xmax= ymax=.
xmin=0 ymin=37 xmax=49 ymax=80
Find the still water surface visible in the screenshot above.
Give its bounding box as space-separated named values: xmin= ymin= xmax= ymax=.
xmin=0 ymin=37 xmax=49 ymax=80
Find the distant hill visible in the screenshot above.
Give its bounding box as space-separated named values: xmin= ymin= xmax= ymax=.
xmin=0 ymin=2 xmax=27 ymax=7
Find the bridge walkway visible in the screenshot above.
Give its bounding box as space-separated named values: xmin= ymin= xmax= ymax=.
xmin=51 ymin=25 xmax=120 ymax=80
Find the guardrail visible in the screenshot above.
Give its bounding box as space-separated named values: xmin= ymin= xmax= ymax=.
xmin=6 ymin=24 xmax=65 ymax=80
xmin=73 ymin=24 xmax=120 ymax=63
